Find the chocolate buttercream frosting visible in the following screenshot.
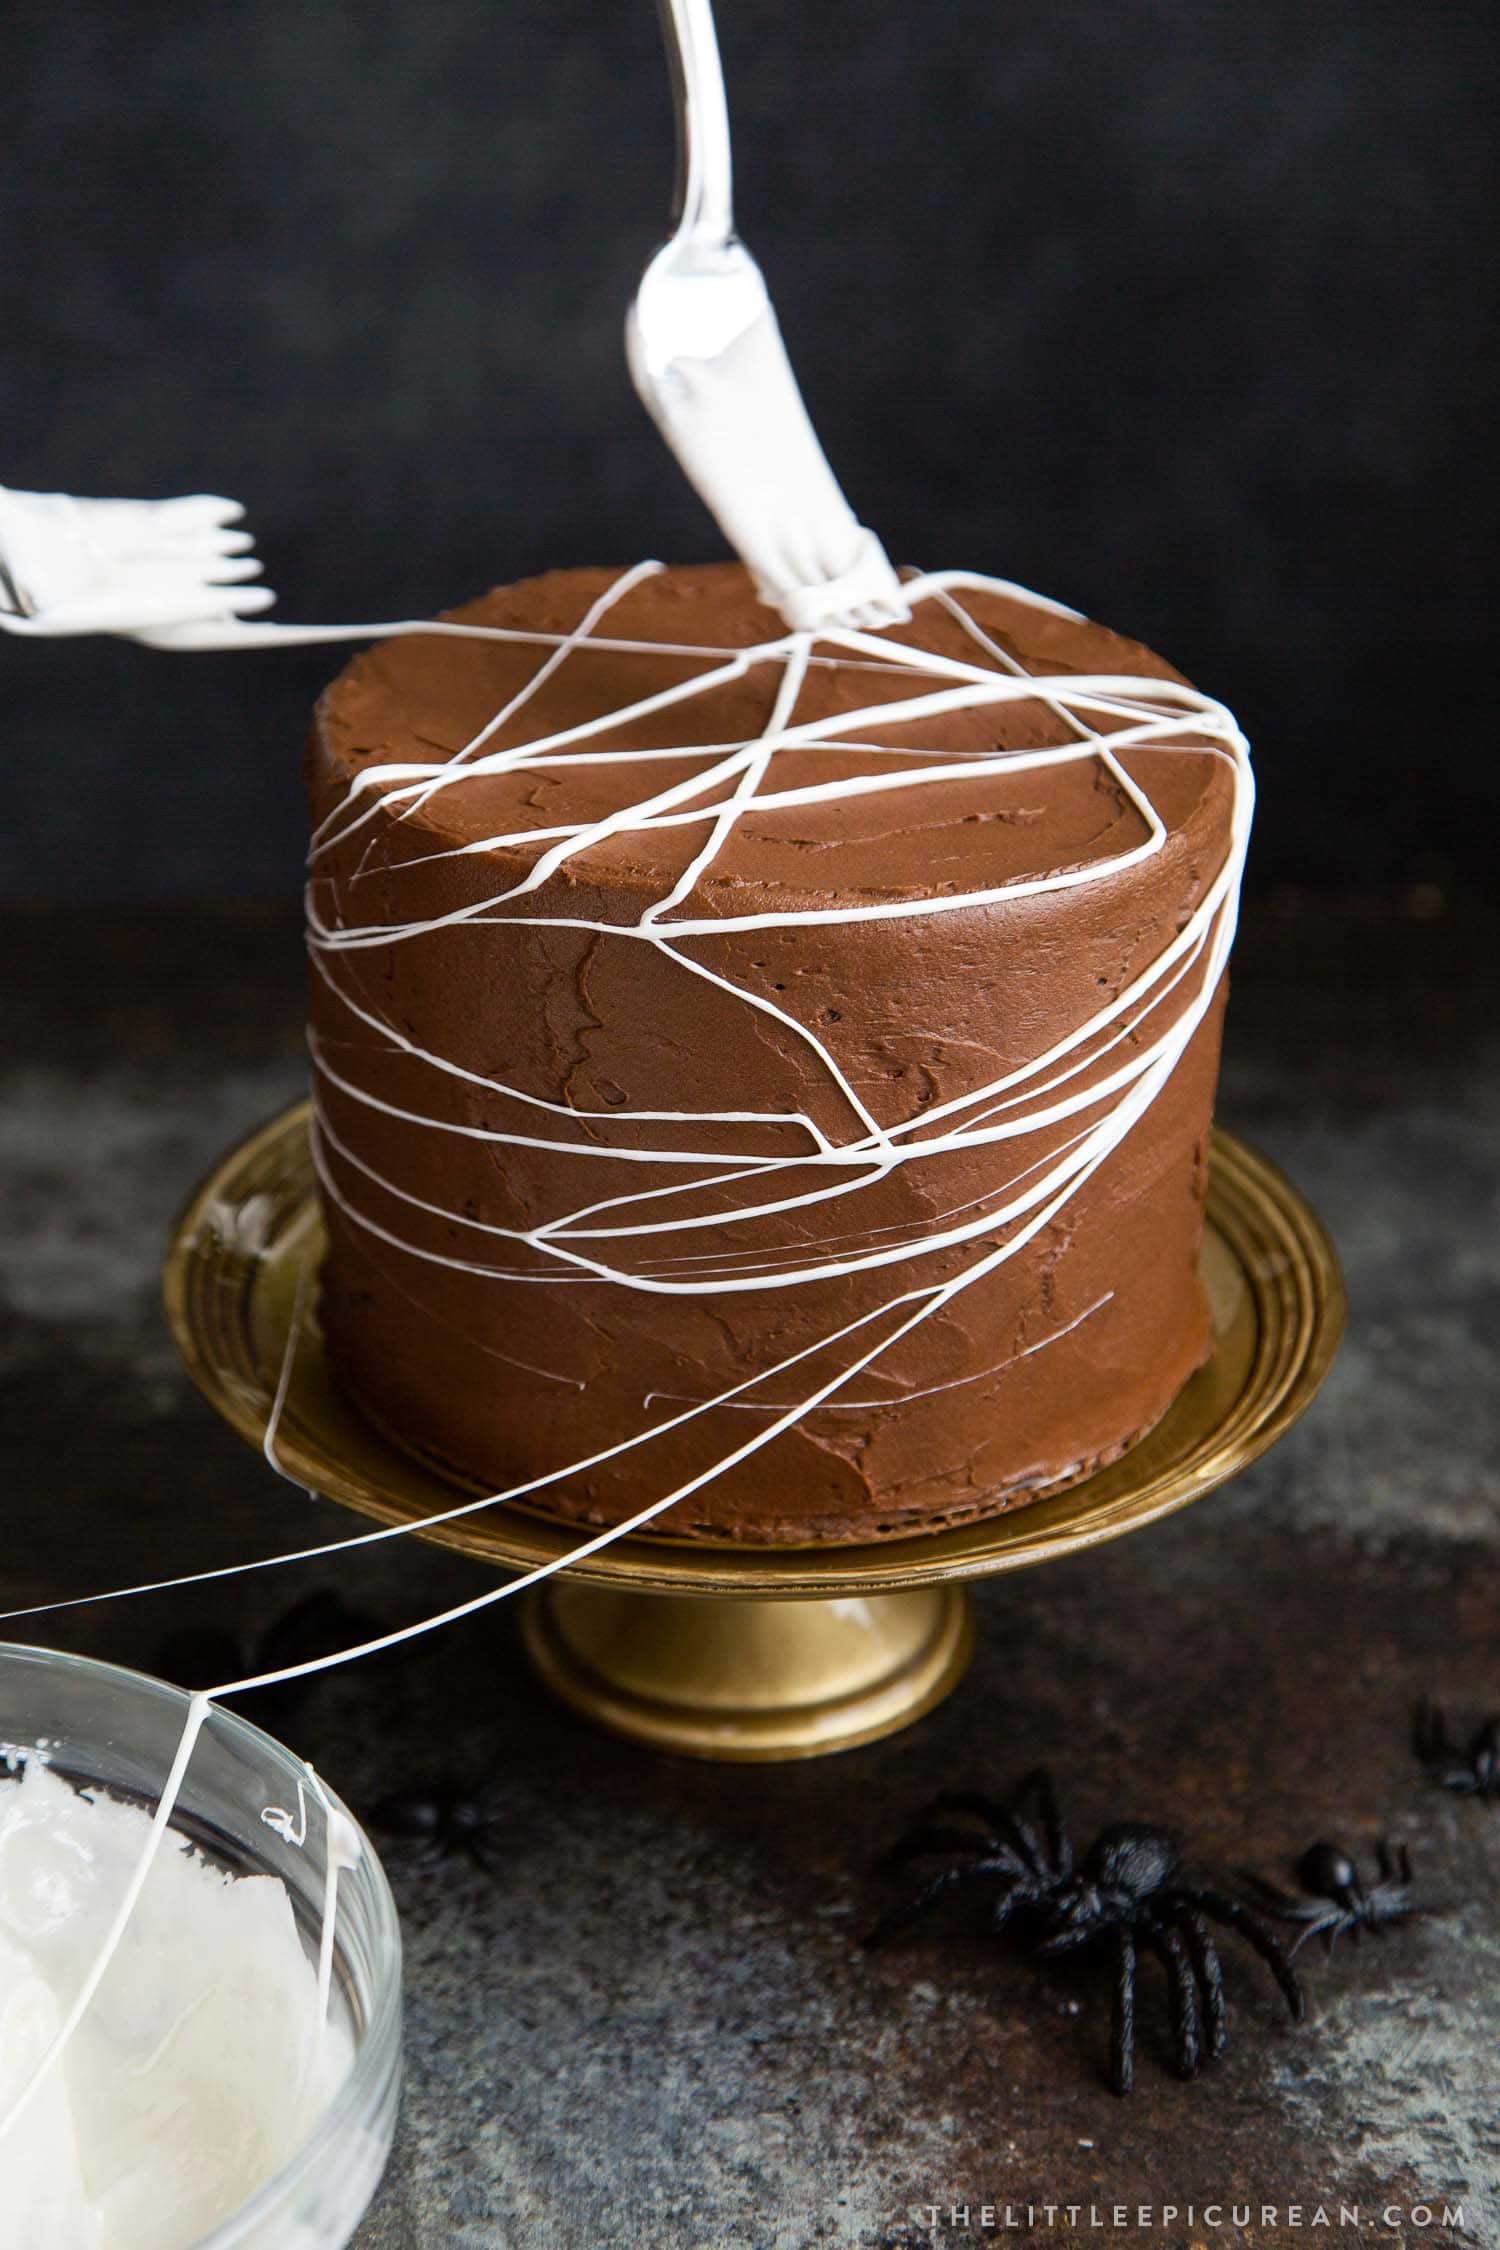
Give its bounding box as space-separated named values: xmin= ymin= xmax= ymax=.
xmin=305 ymin=563 xmax=1248 ymax=1543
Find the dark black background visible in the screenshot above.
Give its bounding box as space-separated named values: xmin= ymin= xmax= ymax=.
xmin=3 ymin=0 xmax=1495 ymax=902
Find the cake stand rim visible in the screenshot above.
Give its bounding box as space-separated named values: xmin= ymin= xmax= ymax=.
xmin=162 ymin=1103 xmax=1345 ymax=1599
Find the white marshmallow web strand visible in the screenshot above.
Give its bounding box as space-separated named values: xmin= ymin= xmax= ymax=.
xmin=0 ymin=565 xmax=1252 ymax=2143
xmin=302 ymin=567 xmax=1250 ymax=1307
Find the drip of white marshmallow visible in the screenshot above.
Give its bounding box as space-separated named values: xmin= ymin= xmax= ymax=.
xmin=0 ymin=561 xmax=1252 ymax=2167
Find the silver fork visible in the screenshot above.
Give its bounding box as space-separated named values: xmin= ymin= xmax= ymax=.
xmin=626 ymin=0 xmax=907 ymax=635
xmin=1 ymin=0 xmax=902 ymax=653
xmin=0 ymin=485 xmax=275 ymax=645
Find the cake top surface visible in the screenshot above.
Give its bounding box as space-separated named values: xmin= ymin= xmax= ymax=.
xmin=313 ymin=563 xmax=1233 ymax=911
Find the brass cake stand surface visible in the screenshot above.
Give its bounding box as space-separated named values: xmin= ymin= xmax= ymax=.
xmin=165 ymin=1107 xmax=1343 ymax=1761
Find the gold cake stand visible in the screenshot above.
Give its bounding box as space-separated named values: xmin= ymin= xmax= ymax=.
xmin=164 ymin=1106 xmax=1343 ymax=1762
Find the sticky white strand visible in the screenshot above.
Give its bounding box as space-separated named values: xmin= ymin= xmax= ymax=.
xmin=645 ymin=1289 xmax=1115 ymax=1413
xmin=2 ymin=570 xmax=1249 ymax=1658
xmin=260 ymin=1778 xmax=308 ymax=1848
xmin=0 ymin=1192 xmax=1005 ymax=1633
xmin=262 ymin=1260 xmax=309 ymax=1472
xmin=6 ymin=567 xmax=1249 ymax=2129
xmin=204 ymin=1133 xmax=1129 ymax=1708
xmin=309 ymin=946 xmax=834 ymax=1151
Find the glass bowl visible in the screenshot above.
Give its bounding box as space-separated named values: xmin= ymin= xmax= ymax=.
xmin=0 ymin=1640 xmax=402 ymax=2250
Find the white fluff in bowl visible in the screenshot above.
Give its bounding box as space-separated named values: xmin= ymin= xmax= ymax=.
xmin=0 ymin=1642 xmax=402 ymax=2250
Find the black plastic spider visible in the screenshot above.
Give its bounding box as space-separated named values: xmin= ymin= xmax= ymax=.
xmin=152 ymin=1588 xmax=385 ymax=1732
xmin=367 ymin=1780 xmax=501 ymax=1878
xmin=1414 ymin=1700 xmax=1500 ymax=1800
xmin=1240 ymin=1839 xmax=1422 ymax=1955
xmin=868 ymin=1768 xmax=1303 ymax=2094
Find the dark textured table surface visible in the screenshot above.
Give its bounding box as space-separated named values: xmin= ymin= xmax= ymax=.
xmin=4 ymin=895 xmax=1497 ymax=2250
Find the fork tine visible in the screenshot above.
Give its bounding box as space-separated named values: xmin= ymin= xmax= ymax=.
xmin=153 ymin=494 xmax=247 ymax=527
xmin=138 ymin=523 xmax=258 ymax=557
xmin=201 ymin=556 xmax=265 ymax=584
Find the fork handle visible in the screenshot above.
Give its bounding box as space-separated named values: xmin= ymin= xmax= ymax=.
xmin=657 ymin=0 xmax=734 ymax=241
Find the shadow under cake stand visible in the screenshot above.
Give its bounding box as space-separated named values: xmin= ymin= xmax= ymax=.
xmin=164 ymin=1108 xmax=1343 ymax=1762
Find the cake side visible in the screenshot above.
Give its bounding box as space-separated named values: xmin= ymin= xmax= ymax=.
xmin=305 ymin=564 xmax=1244 ymax=1543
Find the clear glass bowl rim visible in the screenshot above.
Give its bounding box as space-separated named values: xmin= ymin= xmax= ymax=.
xmin=0 ymin=1638 xmax=404 ymax=2249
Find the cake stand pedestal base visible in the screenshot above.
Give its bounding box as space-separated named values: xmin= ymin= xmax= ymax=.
xmin=520 ymin=1582 xmax=974 ymax=1761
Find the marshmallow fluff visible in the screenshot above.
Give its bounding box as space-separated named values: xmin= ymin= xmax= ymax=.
xmin=0 ymin=1757 xmax=351 ymax=2250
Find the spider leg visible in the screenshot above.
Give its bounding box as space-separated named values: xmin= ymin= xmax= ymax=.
xmin=1239 ymin=1879 xmax=1333 ymax=1931
xmin=885 ymin=1823 xmax=1018 ymax=1871
xmin=466 ymin=1832 xmax=501 ymax=1882
xmin=1469 ymin=1722 xmax=1500 ymax=1793
xmin=930 ymin=1786 xmax=1051 ymax=1880
xmin=866 ymin=1863 xmax=1024 ymax=1949
xmin=1141 ymin=1910 xmax=1202 ymax=2079
xmin=1008 ymin=1767 xmax=1071 ymax=1881
xmin=1368 ymin=1884 xmax=1418 ymax=1930
xmin=928 ymin=1790 xmax=1022 ymax=1830
xmin=1288 ymin=1906 xmax=1344 ymax=1958
xmin=1398 ymin=1842 xmax=1413 ymax=1886
xmin=1414 ymin=1698 xmax=1450 ymax=1766
xmin=1193 ymin=1890 xmax=1304 ymax=2020
xmin=405 ymin=1837 xmax=444 ymax=1875
xmin=1236 ymin=1871 xmax=1310 ymax=1917
xmin=1110 ymin=1930 xmax=1136 ymax=2096
xmin=1176 ymin=1906 xmax=1227 ymax=2058
xmin=1417 ymin=1704 xmax=1484 ymax=1791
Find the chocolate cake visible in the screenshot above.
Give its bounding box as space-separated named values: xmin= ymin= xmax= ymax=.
xmin=305 ymin=563 xmax=1249 ymax=1544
